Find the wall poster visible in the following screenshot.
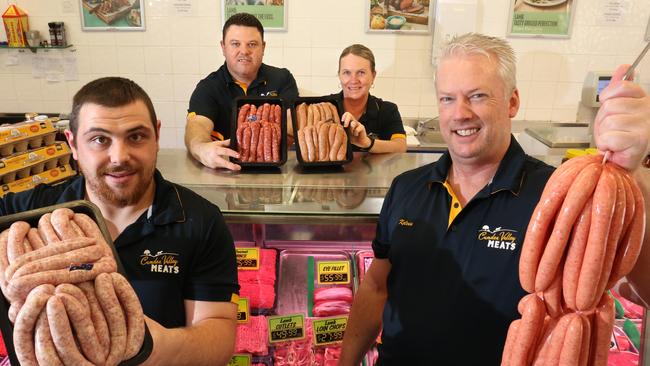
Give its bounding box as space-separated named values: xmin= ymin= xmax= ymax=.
xmin=222 ymin=1 xmax=287 ymax=32
xmin=80 ymin=0 xmax=145 ymax=31
xmin=367 ymin=0 xmax=434 ymax=34
xmin=507 ymin=0 xmax=576 ymax=38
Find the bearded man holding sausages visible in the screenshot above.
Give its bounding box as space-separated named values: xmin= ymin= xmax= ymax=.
xmin=0 ymin=77 xmax=240 ymax=365
xmin=339 ymin=33 xmax=650 ymax=365
xmin=185 ymin=12 xmax=298 ymax=171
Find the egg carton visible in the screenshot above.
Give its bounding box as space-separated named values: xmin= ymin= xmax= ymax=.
xmin=0 ymin=142 xmax=72 ymax=184
xmin=0 ymin=164 xmax=76 ymax=197
xmin=0 ymin=119 xmax=57 ymax=157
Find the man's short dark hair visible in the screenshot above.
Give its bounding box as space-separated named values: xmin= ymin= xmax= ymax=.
xmin=222 ymin=12 xmax=264 ymax=41
xmin=68 ymin=77 xmax=157 ymax=139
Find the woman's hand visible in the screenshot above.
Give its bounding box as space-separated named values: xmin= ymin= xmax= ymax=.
xmin=341 ymin=112 xmax=372 ymax=149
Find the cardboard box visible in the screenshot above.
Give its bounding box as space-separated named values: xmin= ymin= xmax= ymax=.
xmin=2 ymin=4 xmax=28 ymax=47
xmin=0 ymin=142 xmax=72 ymax=183
xmin=0 ymin=164 xmax=76 ymax=197
xmin=0 ymin=119 xmax=57 ymax=157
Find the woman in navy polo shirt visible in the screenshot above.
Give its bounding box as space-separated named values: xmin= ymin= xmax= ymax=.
xmin=330 ymin=44 xmax=407 ymax=154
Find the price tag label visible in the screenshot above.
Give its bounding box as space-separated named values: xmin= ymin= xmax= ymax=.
xmin=317 ymin=261 xmax=350 ymax=284
xmin=228 ymin=354 xmax=251 ymax=366
xmin=312 ymin=316 xmax=348 ymax=346
xmin=267 ymin=314 xmax=305 ymax=343
xmin=236 ymin=247 xmax=259 ymax=270
xmin=237 ymin=298 xmax=249 ymax=324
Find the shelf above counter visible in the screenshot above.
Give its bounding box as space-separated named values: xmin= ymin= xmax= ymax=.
xmin=0 ymin=45 xmax=73 ymax=53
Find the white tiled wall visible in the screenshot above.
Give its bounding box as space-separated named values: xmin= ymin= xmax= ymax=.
xmin=1 ymin=0 xmax=649 ymax=149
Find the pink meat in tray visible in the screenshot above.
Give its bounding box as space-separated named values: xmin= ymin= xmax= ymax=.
xmin=276 ymin=249 xmax=352 ymax=316
xmin=239 ymin=248 xmax=277 ymax=285
xmin=240 ymin=283 xmax=276 ymax=309
xmin=313 ymin=287 xmax=353 ymax=304
xmin=273 ymin=318 xmax=342 ymax=366
xmin=235 ymin=315 xmax=268 ymax=356
xmin=238 ymin=248 xmax=277 ymax=309
xmin=313 ymin=300 xmax=351 ymax=317
xmin=356 ymin=250 xmax=374 ymax=283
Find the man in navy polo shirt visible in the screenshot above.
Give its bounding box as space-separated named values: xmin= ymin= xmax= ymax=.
xmin=340 ymin=33 xmax=650 ymax=365
xmin=185 ymin=12 xmax=298 ymax=171
xmin=0 ymin=77 xmax=239 ymax=365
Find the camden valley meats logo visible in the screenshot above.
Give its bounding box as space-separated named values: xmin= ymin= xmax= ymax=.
xmin=140 ymin=249 xmax=180 ymax=274
xmin=477 ymin=225 xmax=518 ymax=251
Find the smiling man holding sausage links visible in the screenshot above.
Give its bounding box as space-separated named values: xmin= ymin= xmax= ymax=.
xmin=0 ymin=77 xmax=240 ymax=366
xmin=339 ymin=33 xmax=650 ymax=365
xmin=185 ymin=12 xmax=298 ymax=171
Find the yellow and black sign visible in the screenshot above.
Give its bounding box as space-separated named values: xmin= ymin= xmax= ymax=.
xmin=317 ymin=260 xmax=350 ymax=285
xmin=236 ymin=247 xmax=260 ymax=270
xmin=227 ymin=354 xmax=251 ymax=366
xmin=267 ymin=314 xmax=305 ymax=343
xmin=312 ymin=316 xmax=348 ymax=346
xmin=237 ymin=298 xmax=250 ymax=324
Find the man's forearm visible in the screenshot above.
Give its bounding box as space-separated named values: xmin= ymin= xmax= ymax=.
xmin=184 ymin=118 xmax=213 ymax=158
xmin=339 ymin=283 xmax=386 ymax=365
xmin=627 ymin=167 xmax=650 ymax=306
xmin=160 ymin=318 xmax=236 ymax=366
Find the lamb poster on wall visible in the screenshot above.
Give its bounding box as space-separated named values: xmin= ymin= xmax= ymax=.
xmin=223 ymin=0 xmax=287 ymax=32
xmin=80 ymin=0 xmax=145 ymax=31
xmin=367 ymin=0 xmax=434 ymax=34
xmin=507 ymin=0 xmax=576 ymax=38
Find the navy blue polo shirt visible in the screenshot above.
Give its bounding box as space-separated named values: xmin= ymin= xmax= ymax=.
xmin=0 ymin=170 xmax=239 ymax=329
xmin=329 ymin=92 xmax=406 ymax=145
xmin=372 ymin=137 xmax=554 ymax=365
xmin=189 ymin=62 xmax=298 ymax=140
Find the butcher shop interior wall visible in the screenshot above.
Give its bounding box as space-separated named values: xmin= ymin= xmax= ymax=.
xmin=0 ymin=0 xmax=649 ymax=149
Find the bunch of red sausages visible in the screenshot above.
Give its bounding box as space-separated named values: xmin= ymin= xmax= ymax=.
xmin=0 ymin=208 xmax=145 ymax=366
xmin=235 ymin=103 xmax=282 ymax=163
xmin=501 ymin=154 xmax=646 ymax=365
xmin=295 ymin=102 xmax=348 ymax=163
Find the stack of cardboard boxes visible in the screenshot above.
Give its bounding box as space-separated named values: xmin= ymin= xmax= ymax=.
xmin=0 ymin=118 xmax=76 ymax=197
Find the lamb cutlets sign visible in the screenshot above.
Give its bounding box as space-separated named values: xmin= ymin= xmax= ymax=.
xmin=507 ymin=0 xmax=575 ymax=38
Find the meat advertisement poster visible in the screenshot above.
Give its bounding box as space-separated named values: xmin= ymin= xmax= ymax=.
xmin=507 ymin=0 xmax=576 ymax=38
xmin=80 ymin=0 xmax=145 ymax=31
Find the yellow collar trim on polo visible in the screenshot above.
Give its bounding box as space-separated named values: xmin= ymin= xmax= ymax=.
xmin=442 ymin=180 xmax=462 ymax=228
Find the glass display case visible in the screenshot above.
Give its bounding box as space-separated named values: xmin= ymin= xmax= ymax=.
xmin=157 ymin=149 xmax=648 ymax=366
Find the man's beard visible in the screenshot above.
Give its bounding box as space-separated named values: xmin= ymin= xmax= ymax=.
xmin=80 ymin=162 xmax=156 ymax=208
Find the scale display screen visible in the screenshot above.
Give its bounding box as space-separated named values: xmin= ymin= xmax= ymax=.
xmin=596 ymin=76 xmax=612 ymax=102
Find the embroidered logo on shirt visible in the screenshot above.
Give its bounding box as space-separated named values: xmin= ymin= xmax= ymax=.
xmin=398 ymin=219 xmax=414 ymax=227
xmin=477 ymin=225 xmax=518 ymax=251
xmin=140 ymin=249 xmax=180 ymax=274
xmin=261 ymin=91 xmax=278 ymax=96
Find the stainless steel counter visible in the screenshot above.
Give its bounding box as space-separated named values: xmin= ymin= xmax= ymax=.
xmin=157 ymin=149 xmax=439 ymax=223
xmin=524 ymin=125 xmax=591 ymax=148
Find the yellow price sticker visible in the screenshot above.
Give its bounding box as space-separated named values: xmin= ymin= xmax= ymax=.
xmin=228 ymin=354 xmax=251 ymax=366
xmin=312 ymin=316 xmax=348 ymax=346
xmin=236 ymin=247 xmax=259 ymax=270
xmin=317 ymin=261 xmax=350 ymax=284
xmin=237 ymin=298 xmax=250 ymax=324
xmin=267 ymin=314 xmax=305 ymax=343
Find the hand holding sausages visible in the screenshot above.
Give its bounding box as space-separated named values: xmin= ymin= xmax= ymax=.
xmin=594 ymin=64 xmax=650 ymax=171
xmin=341 ymin=112 xmax=372 ymax=149
xmin=1 ymin=210 xmax=146 ymax=366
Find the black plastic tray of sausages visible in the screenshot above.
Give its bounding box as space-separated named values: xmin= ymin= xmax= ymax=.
xmin=229 ymin=96 xmax=288 ymax=169
xmin=0 ymin=200 xmax=153 ymax=366
xmin=290 ymin=96 xmax=353 ymax=169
